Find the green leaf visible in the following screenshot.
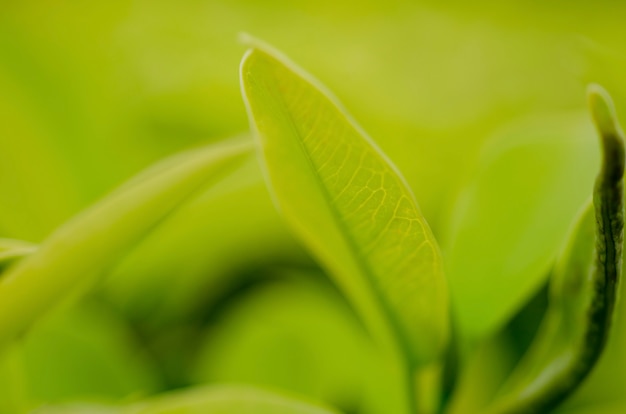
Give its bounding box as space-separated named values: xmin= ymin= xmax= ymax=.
xmin=556 ymin=401 xmax=626 ymax=414
xmin=0 ymin=138 xmax=252 ymax=348
xmin=240 ymin=40 xmax=449 ymax=368
xmin=32 ymin=407 xmax=119 ymax=414
xmin=22 ymin=299 xmax=161 ymax=405
xmin=485 ymin=85 xmax=625 ymax=413
xmin=0 ymin=239 xmax=37 ymax=274
xmin=444 ymin=113 xmax=599 ymax=342
xmin=33 ymin=386 xmax=341 ymax=414
xmin=128 ymin=386 xmax=341 ymax=414
xmin=192 ymin=270 xmax=406 ymax=414
xmin=104 ymin=152 xmax=308 ymax=324
xmin=0 ymin=343 xmax=29 ymax=414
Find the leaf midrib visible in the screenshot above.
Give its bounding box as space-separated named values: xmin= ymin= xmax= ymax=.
xmin=255 ymin=62 xmax=416 ymax=365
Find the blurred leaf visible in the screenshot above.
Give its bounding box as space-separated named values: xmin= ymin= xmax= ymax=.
xmin=496 ymin=203 xmax=595 ymax=401
xmin=240 ymin=39 xmax=449 ymax=370
xmin=192 ymin=271 xmax=406 ymax=414
xmin=558 ymin=401 xmax=626 ymax=414
xmin=21 ymin=299 xmax=161 ymax=406
xmin=128 ymin=386 xmax=341 ymax=414
xmin=444 ymin=113 xmax=600 ymax=343
xmin=35 ymin=386 xmax=342 ymax=414
xmin=33 ymin=408 xmax=118 ymax=414
xmin=0 ymin=343 xmax=29 ymax=414
xmin=0 ymin=239 xmax=37 ymax=273
xmin=446 ymin=333 xmax=518 ymax=414
xmin=104 ymin=152 xmax=308 ymax=324
xmin=0 ymin=138 xmax=252 ymax=347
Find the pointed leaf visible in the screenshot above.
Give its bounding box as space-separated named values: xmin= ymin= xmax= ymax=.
xmin=486 ymin=85 xmax=625 ymax=413
xmin=240 ymin=41 xmax=448 ymax=366
xmin=0 ymin=138 xmax=252 ymax=347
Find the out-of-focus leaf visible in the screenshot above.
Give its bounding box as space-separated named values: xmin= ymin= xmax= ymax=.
xmin=444 ymin=113 xmax=600 ymax=343
xmin=557 ymin=401 xmax=626 ymax=414
xmin=240 ymin=39 xmax=449 ymax=370
xmin=128 ymin=386 xmax=341 ymax=414
xmin=485 ymin=85 xmax=624 ymax=413
xmin=494 ymin=204 xmax=595 ymax=403
xmin=0 ymin=239 xmax=37 ymax=273
xmin=33 ymin=386 xmax=341 ymax=414
xmin=0 ymin=138 xmax=252 ymax=348
xmin=33 ymin=406 xmax=119 ymax=414
xmin=446 ymin=333 xmax=518 ymax=414
xmin=21 ymin=299 xmax=161 ymax=406
xmin=192 ymin=271 xmax=405 ymax=414
xmin=104 ymin=153 xmax=308 ymax=324
xmin=0 ymin=343 xmax=29 ymax=414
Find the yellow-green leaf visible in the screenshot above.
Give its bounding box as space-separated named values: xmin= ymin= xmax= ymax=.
xmin=444 ymin=113 xmax=599 ymax=343
xmin=131 ymin=387 xmax=340 ymax=414
xmin=0 ymin=239 xmax=37 ymax=274
xmin=0 ymin=138 xmax=252 ymax=348
xmin=32 ymin=387 xmax=340 ymax=414
xmin=486 ymin=85 xmax=625 ymax=414
xmin=240 ymin=41 xmax=449 ymax=367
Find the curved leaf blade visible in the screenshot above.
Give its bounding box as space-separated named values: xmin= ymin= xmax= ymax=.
xmin=444 ymin=113 xmax=600 ymax=342
xmin=0 ymin=239 xmax=37 ymax=274
xmin=0 ymin=138 xmax=252 ymax=347
xmin=240 ymin=42 xmax=449 ymax=367
xmin=131 ymin=386 xmax=340 ymax=414
xmin=33 ymin=386 xmax=341 ymax=414
xmin=486 ymin=85 xmax=625 ymax=413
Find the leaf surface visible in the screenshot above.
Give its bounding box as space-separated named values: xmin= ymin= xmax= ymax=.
xmin=129 ymin=386 xmax=340 ymax=414
xmin=0 ymin=239 xmax=37 ymax=273
xmin=0 ymin=138 xmax=252 ymax=347
xmin=192 ymin=271 xmax=406 ymax=414
xmin=33 ymin=386 xmax=341 ymax=414
xmin=444 ymin=113 xmax=600 ymax=342
xmin=240 ymin=42 xmax=448 ymax=366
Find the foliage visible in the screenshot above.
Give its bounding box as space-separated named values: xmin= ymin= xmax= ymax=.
xmin=1 ymin=2 xmax=626 ymax=413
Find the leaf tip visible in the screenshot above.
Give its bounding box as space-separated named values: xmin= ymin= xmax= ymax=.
xmin=238 ymin=35 xmax=280 ymax=95
xmin=588 ymin=84 xmax=618 ymax=135
xmin=238 ymin=33 xmax=287 ymax=63
xmin=587 ymin=84 xmax=625 ymax=182
xmin=237 ymin=31 xmax=254 ymax=45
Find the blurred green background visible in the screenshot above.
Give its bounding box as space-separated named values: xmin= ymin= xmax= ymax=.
xmin=2 ymin=1 xmax=626 ymax=413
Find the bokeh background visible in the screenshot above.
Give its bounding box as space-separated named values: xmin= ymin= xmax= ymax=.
xmin=1 ymin=1 xmax=626 ymax=413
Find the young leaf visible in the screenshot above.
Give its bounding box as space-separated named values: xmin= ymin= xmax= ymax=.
xmin=486 ymin=85 xmax=625 ymax=413
xmin=0 ymin=138 xmax=252 ymax=348
xmin=240 ymin=40 xmax=449 ymax=368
